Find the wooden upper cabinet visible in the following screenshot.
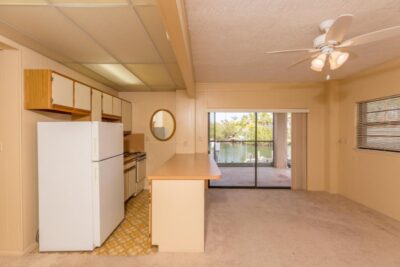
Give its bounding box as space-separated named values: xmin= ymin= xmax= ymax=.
xmin=25 ymin=69 xmax=131 ymax=121
xmin=102 ymin=93 xmax=113 ymax=116
xmin=74 ymin=82 xmax=91 ymax=111
xmin=112 ymin=97 xmax=122 ymax=117
xmin=24 ymin=69 xmax=89 ymax=115
xmin=91 ymin=89 xmax=102 ymax=121
xmin=122 ymin=100 xmax=132 ymax=133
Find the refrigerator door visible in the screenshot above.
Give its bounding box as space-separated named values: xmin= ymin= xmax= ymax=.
xmin=92 ymin=154 xmax=124 ymax=246
xmin=38 ymin=122 xmax=94 ymax=251
xmin=92 ymin=122 xmax=123 ymax=161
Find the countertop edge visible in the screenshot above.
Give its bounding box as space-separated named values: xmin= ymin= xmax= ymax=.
xmin=148 ymin=153 xmax=221 ymax=181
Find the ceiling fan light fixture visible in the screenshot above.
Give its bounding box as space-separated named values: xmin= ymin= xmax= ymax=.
xmin=329 ymin=51 xmax=349 ymax=70
xmin=310 ymin=53 xmax=326 ymax=72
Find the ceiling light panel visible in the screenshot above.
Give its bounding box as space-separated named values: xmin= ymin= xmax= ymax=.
xmin=85 ymin=64 xmax=144 ymax=86
xmin=0 ymin=0 xmax=47 ymax=5
xmin=125 ymin=64 xmax=175 ymax=89
xmin=119 ymin=84 xmax=150 ymax=91
xmin=0 ymin=6 xmax=115 ymax=63
xmin=49 ymin=0 xmax=127 ymax=4
xmin=65 ymin=63 xmax=120 ymax=88
xmin=61 ymin=6 xmax=161 ymax=63
xmin=130 ymin=0 xmax=156 ymax=6
xmin=134 ymin=5 xmax=177 ymax=63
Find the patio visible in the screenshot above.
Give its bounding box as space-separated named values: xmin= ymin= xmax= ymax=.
xmin=210 ymin=167 xmax=291 ymax=187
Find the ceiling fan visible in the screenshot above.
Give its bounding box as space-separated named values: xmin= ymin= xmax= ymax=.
xmin=265 ymin=14 xmax=400 ymax=73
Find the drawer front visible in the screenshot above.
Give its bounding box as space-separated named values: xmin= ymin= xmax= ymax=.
xmin=51 ymin=73 xmax=73 ymax=108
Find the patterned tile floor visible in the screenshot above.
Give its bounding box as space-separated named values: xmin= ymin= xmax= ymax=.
xmin=92 ymin=190 xmax=152 ymax=256
xmin=35 ymin=190 xmax=152 ymax=256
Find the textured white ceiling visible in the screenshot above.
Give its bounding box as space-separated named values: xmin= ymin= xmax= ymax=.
xmin=185 ymin=0 xmax=400 ymax=82
xmin=0 ymin=1 xmax=185 ymax=91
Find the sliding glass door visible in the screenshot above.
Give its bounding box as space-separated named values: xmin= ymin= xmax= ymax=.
xmin=209 ymin=111 xmax=291 ymax=188
xmin=209 ymin=112 xmax=256 ymax=187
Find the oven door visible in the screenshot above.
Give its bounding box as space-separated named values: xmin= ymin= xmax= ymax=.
xmin=136 ymin=156 xmax=146 ymax=195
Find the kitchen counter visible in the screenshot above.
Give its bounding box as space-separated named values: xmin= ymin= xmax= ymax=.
xmin=149 ymin=153 xmax=221 ymax=253
xmin=148 ymin=153 xmax=221 ymax=180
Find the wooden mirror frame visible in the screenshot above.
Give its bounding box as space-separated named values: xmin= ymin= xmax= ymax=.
xmin=150 ymin=109 xmax=176 ymax=141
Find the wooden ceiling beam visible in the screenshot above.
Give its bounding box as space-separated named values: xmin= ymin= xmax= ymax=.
xmin=156 ymin=0 xmax=195 ymax=98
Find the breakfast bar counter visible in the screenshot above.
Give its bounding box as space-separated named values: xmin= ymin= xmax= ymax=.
xmin=149 ymin=153 xmax=221 ymax=252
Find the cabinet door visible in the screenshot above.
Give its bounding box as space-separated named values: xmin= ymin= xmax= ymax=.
xmin=74 ymin=82 xmax=91 ymax=111
xmin=121 ymin=100 xmax=132 ymax=133
xmin=112 ymin=97 xmax=122 ymax=117
xmin=102 ymin=93 xmax=113 ymax=115
xmin=91 ymin=89 xmax=102 ymax=121
xmin=51 ymin=73 xmax=73 ymax=108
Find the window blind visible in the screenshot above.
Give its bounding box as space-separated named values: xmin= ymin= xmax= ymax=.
xmin=357 ymin=95 xmax=400 ymax=152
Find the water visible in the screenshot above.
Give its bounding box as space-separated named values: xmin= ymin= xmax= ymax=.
xmin=211 ymin=142 xmax=272 ymax=163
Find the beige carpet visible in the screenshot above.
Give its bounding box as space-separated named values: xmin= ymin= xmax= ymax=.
xmin=2 ymin=189 xmax=400 ymax=267
xmin=210 ymin=167 xmax=291 ymax=187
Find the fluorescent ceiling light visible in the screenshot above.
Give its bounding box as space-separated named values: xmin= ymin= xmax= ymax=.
xmin=310 ymin=53 xmax=326 ymax=72
xmin=329 ymin=51 xmax=349 ymax=70
xmin=85 ymin=64 xmax=143 ymax=86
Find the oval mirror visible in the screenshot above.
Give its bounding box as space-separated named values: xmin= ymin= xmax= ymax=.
xmin=150 ymin=109 xmax=176 ymax=141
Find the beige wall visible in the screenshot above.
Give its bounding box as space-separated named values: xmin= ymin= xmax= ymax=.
xmin=0 ymin=48 xmax=23 ymax=253
xmin=194 ymin=83 xmax=327 ymax=191
xmin=0 ymin=35 xmax=118 ymax=255
xmin=336 ymin=63 xmax=400 ymax=221
xmin=121 ymin=83 xmax=327 ymax=191
xmin=119 ymin=91 xmax=177 ymax=181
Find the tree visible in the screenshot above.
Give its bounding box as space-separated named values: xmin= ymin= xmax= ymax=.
xmin=212 ymin=112 xmax=273 ymax=141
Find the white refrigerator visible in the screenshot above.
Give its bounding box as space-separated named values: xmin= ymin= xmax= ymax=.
xmin=37 ymin=122 xmax=124 ymax=251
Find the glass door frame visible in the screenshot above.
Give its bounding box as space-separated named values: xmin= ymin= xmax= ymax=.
xmin=208 ymin=111 xmax=290 ymax=189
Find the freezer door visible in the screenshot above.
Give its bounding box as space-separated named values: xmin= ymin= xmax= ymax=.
xmin=92 ymin=155 xmax=124 ymax=246
xmin=92 ymin=122 xmax=123 ymax=161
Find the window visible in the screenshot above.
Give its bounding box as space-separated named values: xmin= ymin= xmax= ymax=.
xmin=357 ymin=95 xmax=400 ymax=152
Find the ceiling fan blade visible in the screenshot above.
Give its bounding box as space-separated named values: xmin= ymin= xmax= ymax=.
xmin=325 ymin=14 xmax=353 ymax=43
xmin=265 ymin=48 xmax=317 ymax=55
xmin=338 ymin=25 xmax=400 ymax=48
xmin=288 ymin=53 xmax=319 ymax=69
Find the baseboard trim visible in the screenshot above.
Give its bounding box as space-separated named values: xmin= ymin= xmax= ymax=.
xmin=0 ymin=242 xmax=38 ymax=256
xmin=23 ymin=242 xmax=38 ymax=255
